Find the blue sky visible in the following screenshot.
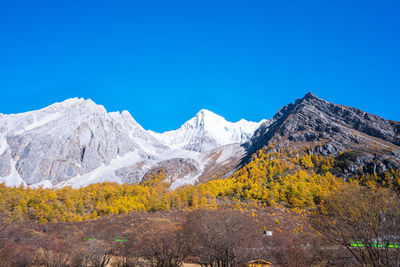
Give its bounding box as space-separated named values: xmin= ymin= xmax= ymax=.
xmin=0 ymin=0 xmax=399 ymax=132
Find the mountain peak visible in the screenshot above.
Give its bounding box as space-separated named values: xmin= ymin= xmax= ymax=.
xmin=303 ymin=92 xmax=318 ymax=100
xmin=47 ymin=98 xmax=106 ymax=113
xmin=290 ymin=92 xmax=325 ymax=110
xmin=58 ymin=97 xmax=85 ymax=105
xmin=293 ymin=92 xmax=321 ymax=105
xmin=54 ymin=97 xmax=97 ymax=107
xmin=197 ymin=108 xmax=214 ymax=115
xmin=247 ymin=91 xmax=400 ymax=155
xmin=149 ymin=109 xmax=265 ymax=152
xmin=194 ymin=109 xmax=223 ymax=121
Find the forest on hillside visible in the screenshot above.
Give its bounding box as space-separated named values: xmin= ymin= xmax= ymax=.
xmin=0 ymin=148 xmax=399 ymax=266
xmin=1 ymin=148 xmax=399 ymax=223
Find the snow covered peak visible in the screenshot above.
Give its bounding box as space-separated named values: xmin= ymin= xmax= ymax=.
xmin=48 ymin=97 xmax=87 ymax=109
xmin=48 ymin=97 xmax=107 ymax=114
xmin=196 ymin=109 xmax=220 ymax=118
xmin=149 ymin=110 xmax=266 ymax=152
xmin=0 ymin=98 xmax=168 ymax=187
xmin=57 ymin=97 xmax=85 ymax=106
xmin=183 ymin=109 xmax=227 ymax=129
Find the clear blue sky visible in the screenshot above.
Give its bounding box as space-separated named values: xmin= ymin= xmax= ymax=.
xmin=0 ymin=0 xmax=399 ymax=132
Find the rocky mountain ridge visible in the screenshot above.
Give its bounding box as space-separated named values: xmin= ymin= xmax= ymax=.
xmin=0 ymin=93 xmax=399 ymax=188
xmin=246 ymin=92 xmax=400 ymax=177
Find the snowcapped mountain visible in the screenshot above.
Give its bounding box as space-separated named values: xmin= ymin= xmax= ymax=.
xmin=0 ymin=99 xmax=265 ymax=188
xmin=0 ymin=98 xmax=167 ymax=188
xmin=149 ymin=109 xmax=266 ymax=152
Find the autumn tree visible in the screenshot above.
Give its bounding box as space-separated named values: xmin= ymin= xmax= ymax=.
xmin=0 ymin=213 xmax=12 ymax=263
xmin=82 ymin=240 xmax=114 ymax=267
xmin=0 ymin=217 xmax=41 ymax=266
xmin=134 ymin=218 xmax=189 ymax=267
xmin=268 ymin=231 xmax=321 ymax=267
xmin=182 ymin=209 xmax=263 ymax=267
xmin=311 ymin=183 xmax=400 ymax=266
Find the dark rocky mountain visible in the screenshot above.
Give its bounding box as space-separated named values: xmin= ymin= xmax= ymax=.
xmin=244 ymin=92 xmax=400 ymax=178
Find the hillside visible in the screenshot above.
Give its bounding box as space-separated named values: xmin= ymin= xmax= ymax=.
xmin=244 ymin=92 xmax=400 ymax=178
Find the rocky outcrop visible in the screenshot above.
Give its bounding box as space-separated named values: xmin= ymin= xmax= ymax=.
xmin=331 ymin=150 xmax=400 ymax=179
xmin=115 ymin=162 xmax=147 ymax=184
xmin=142 ymin=158 xmax=201 ymax=183
xmin=0 ymin=148 xmax=11 ymax=177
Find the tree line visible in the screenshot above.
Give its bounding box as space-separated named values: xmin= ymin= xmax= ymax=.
xmin=1 ymin=182 xmax=399 ymax=266
xmin=4 ymin=148 xmax=397 ymax=223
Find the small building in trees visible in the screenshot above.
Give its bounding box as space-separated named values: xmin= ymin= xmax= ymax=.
xmin=245 ymin=259 xmax=272 ymax=267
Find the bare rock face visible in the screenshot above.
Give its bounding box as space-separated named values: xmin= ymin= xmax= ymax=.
xmin=0 ymin=148 xmax=11 ymax=177
xmin=329 ymin=150 xmax=400 ymax=179
xmin=142 ymin=158 xmax=201 ymax=183
xmin=115 ymin=166 xmax=145 ymax=184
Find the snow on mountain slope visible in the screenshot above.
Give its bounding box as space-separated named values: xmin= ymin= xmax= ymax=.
xmin=149 ymin=109 xmax=266 ymax=152
xmin=0 ymin=98 xmax=167 ymax=187
xmin=0 ymin=99 xmax=266 ymax=189
xmin=55 ymin=151 xmax=145 ymax=188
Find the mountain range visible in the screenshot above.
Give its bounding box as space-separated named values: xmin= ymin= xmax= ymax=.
xmin=0 ymin=93 xmax=399 ymax=188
